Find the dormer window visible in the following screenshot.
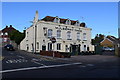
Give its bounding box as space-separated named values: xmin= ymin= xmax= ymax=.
xmin=54 ymin=16 xmax=60 ymax=23
xmin=75 ymin=21 xmax=80 ymax=26
xmin=66 ymin=19 xmax=71 ymax=25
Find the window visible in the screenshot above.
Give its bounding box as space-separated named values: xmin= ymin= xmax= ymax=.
xmin=37 ymin=42 xmax=39 ymax=49
xmin=84 ymin=45 xmax=86 ymax=51
xmin=83 ymin=33 xmax=87 ymax=40
xmin=57 ymin=43 xmax=61 ymax=50
xmin=27 ymin=32 xmax=28 ymax=37
xmin=75 ymin=21 xmax=79 ymax=26
xmin=66 ymin=20 xmax=71 ymax=25
xmin=57 ymin=30 xmax=61 ymax=39
xmin=26 ymin=44 xmax=29 ymax=51
xmin=31 ymin=43 xmax=34 ymax=51
xmin=48 ymin=29 xmax=52 ymax=38
xmin=77 ymin=32 xmax=80 ymax=40
xmin=54 ymin=17 xmax=60 ymax=23
xmin=67 ymin=31 xmax=71 ymax=40
xmin=48 ymin=43 xmax=52 ymax=51
xmin=65 ymin=45 xmax=68 ymax=52
xmin=55 ymin=18 xmax=59 ymax=23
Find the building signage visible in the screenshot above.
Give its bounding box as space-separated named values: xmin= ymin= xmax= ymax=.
xmin=55 ymin=26 xmax=82 ymax=32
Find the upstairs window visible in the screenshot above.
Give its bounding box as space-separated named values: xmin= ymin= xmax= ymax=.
xmin=67 ymin=31 xmax=71 ymax=40
xmin=77 ymin=32 xmax=80 ymax=40
xmin=75 ymin=21 xmax=79 ymax=26
xmin=57 ymin=30 xmax=61 ymax=39
xmin=48 ymin=29 xmax=52 ymax=38
xmin=54 ymin=17 xmax=60 ymax=23
xmin=66 ymin=19 xmax=71 ymax=25
xmin=83 ymin=33 xmax=87 ymax=40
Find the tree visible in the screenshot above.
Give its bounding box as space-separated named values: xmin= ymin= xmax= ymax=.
xmin=92 ymin=34 xmax=105 ymax=45
xmin=9 ymin=30 xmax=25 ymax=45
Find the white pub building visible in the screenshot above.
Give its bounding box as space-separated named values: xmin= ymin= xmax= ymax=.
xmin=20 ymin=11 xmax=94 ymax=55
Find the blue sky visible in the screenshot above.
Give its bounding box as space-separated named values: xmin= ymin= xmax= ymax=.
xmin=2 ymin=2 xmax=118 ymax=38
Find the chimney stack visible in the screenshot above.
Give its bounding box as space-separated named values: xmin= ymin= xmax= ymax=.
xmin=10 ymin=25 xmax=12 ymax=27
xmin=6 ymin=26 xmax=8 ymax=28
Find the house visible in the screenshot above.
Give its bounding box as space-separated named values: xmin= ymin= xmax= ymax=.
xmin=20 ymin=11 xmax=94 ymax=54
xmin=100 ymin=35 xmax=118 ymax=48
xmin=0 ymin=25 xmax=17 ymax=47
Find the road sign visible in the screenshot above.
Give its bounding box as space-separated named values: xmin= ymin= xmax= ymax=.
xmin=50 ymin=37 xmax=56 ymax=43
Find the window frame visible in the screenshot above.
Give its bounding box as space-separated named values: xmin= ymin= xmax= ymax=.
xmin=67 ymin=31 xmax=71 ymax=40
xmin=48 ymin=29 xmax=52 ymax=38
xmin=57 ymin=30 xmax=61 ymax=39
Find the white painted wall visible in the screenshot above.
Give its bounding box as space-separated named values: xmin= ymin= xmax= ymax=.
xmin=20 ymin=20 xmax=94 ymax=53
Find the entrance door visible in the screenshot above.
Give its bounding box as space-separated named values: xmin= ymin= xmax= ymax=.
xmin=71 ymin=45 xmax=78 ymax=55
xmin=42 ymin=45 xmax=46 ymax=51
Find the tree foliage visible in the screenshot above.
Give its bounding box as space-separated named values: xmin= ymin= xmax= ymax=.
xmin=92 ymin=34 xmax=105 ymax=45
xmin=9 ymin=30 xmax=25 ymax=45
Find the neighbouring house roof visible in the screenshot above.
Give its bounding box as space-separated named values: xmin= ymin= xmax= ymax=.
xmin=41 ymin=16 xmax=86 ymax=27
xmin=100 ymin=35 xmax=119 ymax=44
xmin=2 ymin=25 xmax=17 ymax=34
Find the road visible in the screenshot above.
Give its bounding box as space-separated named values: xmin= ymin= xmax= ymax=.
xmin=1 ymin=48 xmax=120 ymax=79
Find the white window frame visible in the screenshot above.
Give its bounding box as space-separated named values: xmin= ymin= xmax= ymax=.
xmin=48 ymin=29 xmax=52 ymax=38
xmin=37 ymin=42 xmax=39 ymax=49
xmin=66 ymin=19 xmax=71 ymax=25
xmin=83 ymin=33 xmax=87 ymax=40
xmin=57 ymin=30 xmax=61 ymax=39
xmin=77 ymin=32 xmax=80 ymax=40
xmin=57 ymin=43 xmax=61 ymax=50
xmin=67 ymin=31 xmax=71 ymax=40
xmin=48 ymin=43 xmax=52 ymax=51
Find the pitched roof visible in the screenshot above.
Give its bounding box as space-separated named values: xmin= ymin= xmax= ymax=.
xmin=106 ymin=35 xmax=118 ymax=43
xmin=2 ymin=25 xmax=17 ymax=33
xmin=41 ymin=16 xmax=86 ymax=27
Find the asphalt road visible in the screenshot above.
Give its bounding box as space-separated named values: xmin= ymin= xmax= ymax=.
xmin=1 ymin=48 xmax=120 ymax=79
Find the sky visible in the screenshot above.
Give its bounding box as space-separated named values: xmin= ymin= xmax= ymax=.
xmin=1 ymin=2 xmax=118 ymax=38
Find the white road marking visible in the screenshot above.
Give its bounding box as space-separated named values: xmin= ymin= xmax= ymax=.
xmin=0 ymin=62 xmax=82 ymax=73
xmin=32 ymin=58 xmax=42 ymax=61
xmin=8 ymin=60 xmax=13 ymax=63
xmin=32 ymin=61 xmax=46 ymax=66
xmin=6 ymin=59 xmax=28 ymax=64
xmin=6 ymin=61 xmax=9 ymax=63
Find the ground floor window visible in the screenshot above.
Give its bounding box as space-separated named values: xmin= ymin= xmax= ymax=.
xmin=87 ymin=46 xmax=89 ymax=51
xmin=31 ymin=43 xmax=34 ymax=51
xmin=26 ymin=44 xmax=29 ymax=51
xmin=65 ymin=45 xmax=68 ymax=52
xmin=57 ymin=43 xmax=61 ymax=50
xmin=48 ymin=43 xmax=52 ymax=51
xmin=37 ymin=42 xmax=39 ymax=49
xmin=84 ymin=45 xmax=86 ymax=51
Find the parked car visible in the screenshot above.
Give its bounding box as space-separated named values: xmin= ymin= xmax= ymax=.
xmin=102 ymin=47 xmax=114 ymax=51
xmin=4 ymin=44 xmax=15 ymax=51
